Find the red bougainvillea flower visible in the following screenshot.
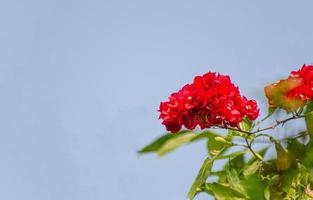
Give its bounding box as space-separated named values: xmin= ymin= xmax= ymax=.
xmin=159 ymin=72 xmax=259 ymax=133
xmin=289 ymin=64 xmax=313 ymax=100
xmin=264 ymin=64 xmax=313 ymax=111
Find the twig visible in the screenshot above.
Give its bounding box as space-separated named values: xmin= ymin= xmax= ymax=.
xmin=232 ymin=132 xmax=308 ymax=144
xmin=244 ymin=137 xmax=262 ymax=161
xmin=252 ymin=115 xmax=305 ymax=134
xmin=215 ymin=125 xmax=251 ymax=135
xmin=216 ymin=115 xmax=305 ymax=136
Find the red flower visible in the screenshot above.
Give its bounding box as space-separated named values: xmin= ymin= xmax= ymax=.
xmin=264 ymin=64 xmax=313 ymax=111
xmin=288 ymin=64 xmax=313 ymax=101
xmin=159 ymin=72 xmax=259 ymax=133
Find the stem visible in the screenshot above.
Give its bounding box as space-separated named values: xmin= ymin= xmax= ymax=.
xmin=217 ymin=114 xmax=305 ymax=136
xmin=254 ymin=133 xmax=278 ymax=143
xmin=232 ymin=132 xmax=308 ymax=144
xmin=292 ymin=131 xmax=309 ymax=140
xmin=214 ymin=115 xmax=306 ymax=160
xmin=252 ymin=115 xmax=305 ymax=134
xmin=216 ymin=125 xmax=251 ymax=135
xmin=244 ymin=138 xmax=262 ymax=161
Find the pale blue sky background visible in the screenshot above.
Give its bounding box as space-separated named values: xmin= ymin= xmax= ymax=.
xmin=0 ymin=0 xmax=313 ymax=199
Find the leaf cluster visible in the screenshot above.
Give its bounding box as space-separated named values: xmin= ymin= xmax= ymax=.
xmin=139 ymin=103 xmax=313 ymax=199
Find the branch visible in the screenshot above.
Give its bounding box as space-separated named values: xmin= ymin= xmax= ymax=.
xmin=244 ymin=138 xmax=262 ymax=161
xmin=232 ymin=131 xmax=308 ymax=144
xmin=252 ymin=115 xmax=305 ymax=134
xmin=216 ymin=114 xmax=305 ymax=136
xmin=215 ymin=125 xmax=251 ymax=135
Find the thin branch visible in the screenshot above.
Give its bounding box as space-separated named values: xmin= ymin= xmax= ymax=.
xmin=232 ymin=131 xmax=309 ymax=144
xmin=252 ymin=115 xmax=305 ymax=134
xmin=215 ymin=125 xmax=251 ymax=135
xmin=216 ymin=114 xmax=305 ymax=136
xmin=244 ymin=138 xmax=262 ymax=161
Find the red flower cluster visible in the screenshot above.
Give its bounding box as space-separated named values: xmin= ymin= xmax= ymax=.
xmin=159 ymin=72 xmax=259 ymax=133
xmin=289 ymin=65 xmax=313 ymax=101
xmin=265 ymin=64 xmax=313 ymax=111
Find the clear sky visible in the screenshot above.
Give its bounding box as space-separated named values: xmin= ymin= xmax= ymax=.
xmin=0 ymin=0 xmax=313 ymax=199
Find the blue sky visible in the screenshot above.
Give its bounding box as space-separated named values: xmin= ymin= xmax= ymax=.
xmin=0 ymin=0 xmax=312 ymax=199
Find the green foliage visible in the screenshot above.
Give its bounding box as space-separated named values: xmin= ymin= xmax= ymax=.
xmin=157 ymin=132 xmax=197 ymax=156
xmin=138 ymin=130 xmax=215 ymax=156
xmin=226 ymin=168 xmax=248 ymax=197
xmin=203 ymin=182 xmax=247 ymax=200
xmin=305 ymin=112 xmax=313 ymax=136
xmin=188 ymin=157 xmax=215 ymax=199
xmin=138 ymin=131 xmax=188 ymax=154
xmin=207 ymin=134 xmax=231 ymax=156
xmin=305 ymin=102 xmax=313 ymax=136
xmin=240 ymin=118 xmax=253 ymax=132
xmin=215 ymin=150 xmax=246 ymax=160
xmin=275 ymin=142 xmax=291 ymax=171
xmin=140 ymin=108 xmax=313 ymax=199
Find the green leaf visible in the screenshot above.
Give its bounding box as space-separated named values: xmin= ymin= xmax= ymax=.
xmin=275 ymin=142 xmax=291 ymax=171
xmin=203 ymin=183 xmax=246 ymax=200
xmin=228 ymin=129 xmax=247 ymax=138
xmin=190 ymin=130 xmax=218 ymax=142
xmin=246 ymin=146 xmax=269 ymax=165
xmin=240 ymin=117 xmax=253 ymax=132
xmin=138 ymin=130 xmax=189 ymax=154
xmin=188 ymin=158 xmax=214 ymax=200
xmin=305 ymin=111 xmax=313 ymax=136
xmin=139 ymin=130 xmax=212 ymax=156
xmin=304 ymin=101 xmax=313 ymax=114
xmin=188 ymin=147 xmax=227 ymax=200
xmin=304 ymin=101 xmax=313 ymax=136
xmin=243 ymin=160 xmax=261 ymax=177
xmin=214 ymin=136 xmax=232 ymax=145
xmin=240 ymin=174 xmax=267 ymax=200
xmin=216 ymin=150 xmax=247 ymax=160
xmin=226 ymin=168 xmax=248 ymax=198
xmin=270 ymin=175 xmax=280 ymax=185
xmin=213 ymin=170 xmax=228 ymax=184
xmin=207 ymin=132 xmax=230 ymax=156
xmin=199 ymin=183 xmax=214 ymax=196
xmin=279 ymin=170 xmax=298 ymax=194
xmin=229 ymin=154 xmax=245 ymax=173
xmin=283 ymin=171 xmax=299 ymax=199
xmin=264 ymin=186 xmax=270 ymax=200
xmin=286 ymin=138 xmax=306 ymax=163
xmin=157 ymin=132 xmax=197 ymax=156
xmin=304 ymin=145 xmax=313 ymax=167
xmin=228 ymin=118 xmax=252 ymax=138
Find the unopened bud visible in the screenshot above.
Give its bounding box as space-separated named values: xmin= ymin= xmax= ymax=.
xmin=214 ymin=136 xmax=231 ymax=144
